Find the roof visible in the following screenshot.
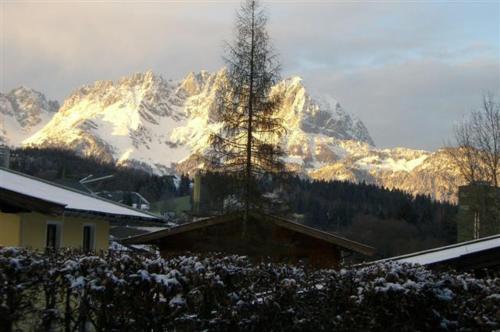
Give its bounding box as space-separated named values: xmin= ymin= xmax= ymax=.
xmin=0 ymin=167 xmax=162 ymax=221
xmin=0 ymin=187 xmax=66 ymax=215
xmin=121 ymin=211 xmax=375 ymax=256
xmin=382 ymin=234 xmax=500 ymax=265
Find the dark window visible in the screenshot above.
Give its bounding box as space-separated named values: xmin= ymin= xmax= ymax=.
xmin=46 ymin=224 xmax=60 ymax=248
xmin=83 ymin=225 xmax=94 ymax=252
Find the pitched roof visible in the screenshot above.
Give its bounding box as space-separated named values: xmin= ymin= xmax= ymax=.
xmin=121 ymin=211 xmax=375 ymax=256
xmin=0 ymin=187 xmax=66 ymax=215
xmin=381 ymin=234 xmax=500 ymax=265
xmin=0 ymin=167 xmax=162 ymax=221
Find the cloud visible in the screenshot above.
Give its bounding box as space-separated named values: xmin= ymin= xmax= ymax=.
xmin=2 ymin=2 xmax=236 ymax=97
xmin=1 ymin=0 xmax=498 ymax=151
xmin=302 ymin=58 xmax=500 ymax=150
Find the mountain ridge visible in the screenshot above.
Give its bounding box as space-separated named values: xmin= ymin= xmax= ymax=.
xmin=0 ymin=70 xmax=463 ymax=202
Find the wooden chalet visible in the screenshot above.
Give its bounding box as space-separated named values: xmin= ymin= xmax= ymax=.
xmin=121 ymin=211 xmax=375 ymax=268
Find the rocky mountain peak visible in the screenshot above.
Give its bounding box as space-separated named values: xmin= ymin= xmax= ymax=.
xmin=0 ymin=87 xmax=59 ymax=145
xmin=5 ymin=86 xmax=59 ymax=115
xmin=273 ymin=77 xmax=375 ymax=146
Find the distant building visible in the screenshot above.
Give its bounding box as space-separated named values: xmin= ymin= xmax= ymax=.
xmin=121 ymin=211 xmax=375 ymax=268
xmin=457 ymin=183 xmax=500 ymax=242
xmin=0 ymin=145 xmax=10 ymax=168
xmin=97 ymin=191 xmax=151 ymax=211
xmin=0 ymin=168 xmax=163 ymax=250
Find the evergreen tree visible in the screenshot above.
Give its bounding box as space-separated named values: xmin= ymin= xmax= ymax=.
xmin=208 ymin=0 xmax=285 ymax=218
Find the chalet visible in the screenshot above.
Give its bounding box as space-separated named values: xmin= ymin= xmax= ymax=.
xmin=0 ymin=167 xmax=163 ymax=251
xmin=382 ymin=234 xmax=500 ymax=273
xmin=121 ymin=211 xmax=375 ymax=268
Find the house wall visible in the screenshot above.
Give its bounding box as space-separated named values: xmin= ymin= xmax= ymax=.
xmin=0 ymin=212 xmax=21 ymax=247
xmin=19 ymin=212 xmax=109 ymax=251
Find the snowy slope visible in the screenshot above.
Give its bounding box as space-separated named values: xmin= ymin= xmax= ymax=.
xmin=0 ymin=87 xmax=58 ymax=146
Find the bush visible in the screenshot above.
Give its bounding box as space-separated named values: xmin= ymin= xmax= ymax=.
xmin=0 ymin=248 xmax=498 ymax=331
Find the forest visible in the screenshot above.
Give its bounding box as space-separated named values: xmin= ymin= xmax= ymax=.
xmin=8 ymin=147 xmax=458 ymax=258
xmin=197 ymin=172 xmax=458 ymax=258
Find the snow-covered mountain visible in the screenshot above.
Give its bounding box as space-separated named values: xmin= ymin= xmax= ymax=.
xmin=22 ymin=70 xmax=374 ymax=172
xmin=3 ymin=70 xmax=464 ymax=202
xmin=308 ymin=144 xmax=463 ymax=202
xmin=0 ymin=87 xmax=59 ymax=146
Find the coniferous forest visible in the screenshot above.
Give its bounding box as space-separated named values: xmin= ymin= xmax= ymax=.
xmin=8 ymin=147 xmax=457 ymax=258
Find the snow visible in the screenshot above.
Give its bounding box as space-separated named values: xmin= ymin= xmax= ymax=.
xmin=387 ymin=234 xmax=500 ymax=265
xmin=135 ymin=226 xmax=170 ymax=232
xmin=0 ymin=168 xmax=160 ymax=219
xmin=0 ymin=87 xmax=56 ymax=147
xmin=355 ymin=152 xmax=429 ymax=173
xmin=169 ymin=294 xmax=186 ymax=307
xmin=153 ymin=274 xmax=181 ymax=288
xmin=70 ymin=276 xmax=85 ymax=289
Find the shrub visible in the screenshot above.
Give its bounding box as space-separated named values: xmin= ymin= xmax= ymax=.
xmin=0 ymin=248 xmax=498 ymax=331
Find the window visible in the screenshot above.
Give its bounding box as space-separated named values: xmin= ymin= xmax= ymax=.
xmin=46 ymin=223 xmax=61 ymax=249
xmin=82 ymin=225 xmax=95 ymax=252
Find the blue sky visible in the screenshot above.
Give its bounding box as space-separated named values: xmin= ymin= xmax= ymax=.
xmin=1 ymin=0 xmax=499 ymax=150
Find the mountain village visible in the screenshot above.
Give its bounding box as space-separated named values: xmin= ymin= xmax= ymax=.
xmin=0 ymin=0 xmax=499 ymax=330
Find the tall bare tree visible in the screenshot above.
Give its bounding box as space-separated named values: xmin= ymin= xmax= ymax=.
xmin=208 ymin=0 xmax=285 ymax=218
xmin=447 ymin=93 xmax=500 ymax=187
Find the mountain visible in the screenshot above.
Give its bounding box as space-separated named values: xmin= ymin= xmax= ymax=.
xmin=24 ymin=71 xmax=191 ymax=173
xmin=0 ymin=87 xmax=59 ymax=146
xmin=22 ymin=70 xmax=374 ymax=172
xmin=4 ymin=70 xmax=463 ymax=202
xmin=309 ymin=144 xmax=463 ymax=202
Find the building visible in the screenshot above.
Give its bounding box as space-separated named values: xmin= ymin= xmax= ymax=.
xmin=97 ymin=191 xmax=151 ymax=211
xmin=121 ymin=211 xmax=375 ymax=268
xmin=0 ymin=167 xmax=163 ymax=251
xmin=382 ymin=234 xmax=500 ymax=273
xmin=0 ymin=145 xmax=10 ymax=168
xmin=457 ymin=183 xmax=500 ymax=242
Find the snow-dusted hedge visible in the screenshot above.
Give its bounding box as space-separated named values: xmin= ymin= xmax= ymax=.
xmin=0 ymin=248 xmax=498 ymax=331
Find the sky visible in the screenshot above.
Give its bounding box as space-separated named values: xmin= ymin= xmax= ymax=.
xmin=1 ymin=0 xmax=499 ymax=151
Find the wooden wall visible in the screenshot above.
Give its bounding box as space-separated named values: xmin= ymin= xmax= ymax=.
xmin=159 ymin=216 xmax=340 ymax=268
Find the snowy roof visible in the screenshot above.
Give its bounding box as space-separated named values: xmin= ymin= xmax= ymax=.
xmin=0 ymin=167 xmax=162 ymax=220
xmin=383 ymin=234 xmax=500 ymax=265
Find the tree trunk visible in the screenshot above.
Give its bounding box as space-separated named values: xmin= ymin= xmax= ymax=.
xmin=244 ymin=0 xmax=256 ymax=236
